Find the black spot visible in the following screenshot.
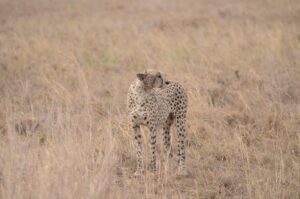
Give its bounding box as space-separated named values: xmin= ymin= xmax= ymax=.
xmin=133 ymin=115 xmax=137 ymax=119
xmin=144 ymin=116 xmax=147 ymax=120
xmin=165 ymin=81 xmax=170 ymax=85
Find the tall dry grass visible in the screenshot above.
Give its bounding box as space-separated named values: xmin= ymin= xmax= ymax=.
xmin=0 ymin=0 xmax=299 ymax=198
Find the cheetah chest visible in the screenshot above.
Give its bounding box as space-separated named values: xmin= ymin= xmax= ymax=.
xmin=131 ymin=95 xmax=171 ymax=127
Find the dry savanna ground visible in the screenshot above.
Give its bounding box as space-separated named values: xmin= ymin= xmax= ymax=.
xmin=0 ymin=0 xmax=299 ymax=198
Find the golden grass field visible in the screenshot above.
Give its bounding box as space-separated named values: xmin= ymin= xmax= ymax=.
xmin=0 ymin=0 xmax=299 ymax=198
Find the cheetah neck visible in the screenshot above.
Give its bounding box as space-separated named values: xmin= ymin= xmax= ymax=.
xmin=135 ymin=80 xmax=148 ymax=92
xmin=134 ymin=80 xmax=153 ymax=101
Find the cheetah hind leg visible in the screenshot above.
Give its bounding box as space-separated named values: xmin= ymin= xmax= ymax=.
xmin=163 ymin=114 xmax=174 ymax=158
xmin=176 ymin=116 xmax=188 ymax=176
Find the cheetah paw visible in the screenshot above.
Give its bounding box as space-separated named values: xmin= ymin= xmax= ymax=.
xmin=177 ymin=167 xmax=188 ymax=177
xmin=133 ymin=170 xmax=144 ymax=178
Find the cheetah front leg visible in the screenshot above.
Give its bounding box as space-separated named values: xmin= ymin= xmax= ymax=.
xmin=133 ymin=125 xmax=144 ymax=176
xmin=149 ymin=125 xmax=157 ymax=173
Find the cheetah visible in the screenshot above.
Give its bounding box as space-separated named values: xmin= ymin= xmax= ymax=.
xmin=127 ymin=69 xmax=188 ymax=176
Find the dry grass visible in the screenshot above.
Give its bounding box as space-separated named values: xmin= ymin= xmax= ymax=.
xmin=0 ymin=0 xmax=299 ymax=198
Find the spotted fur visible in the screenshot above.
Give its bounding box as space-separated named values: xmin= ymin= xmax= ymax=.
xmin=127 ymin=70 xmax=188 ymax=175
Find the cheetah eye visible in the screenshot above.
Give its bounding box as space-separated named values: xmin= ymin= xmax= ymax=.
xmin=157 ymin=74 xmax=162 ymax=78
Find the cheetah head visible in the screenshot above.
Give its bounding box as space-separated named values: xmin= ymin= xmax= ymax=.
xmin=136 ymin=69 xmax=164 ymax=90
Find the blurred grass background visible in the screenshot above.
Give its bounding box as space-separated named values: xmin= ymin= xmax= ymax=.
xmin=0 ymin=0 xmax=299 ymax=198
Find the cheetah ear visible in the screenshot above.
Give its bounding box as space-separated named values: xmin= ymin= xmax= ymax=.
xmin=136 ymin=73 xmax=147 ymax=81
